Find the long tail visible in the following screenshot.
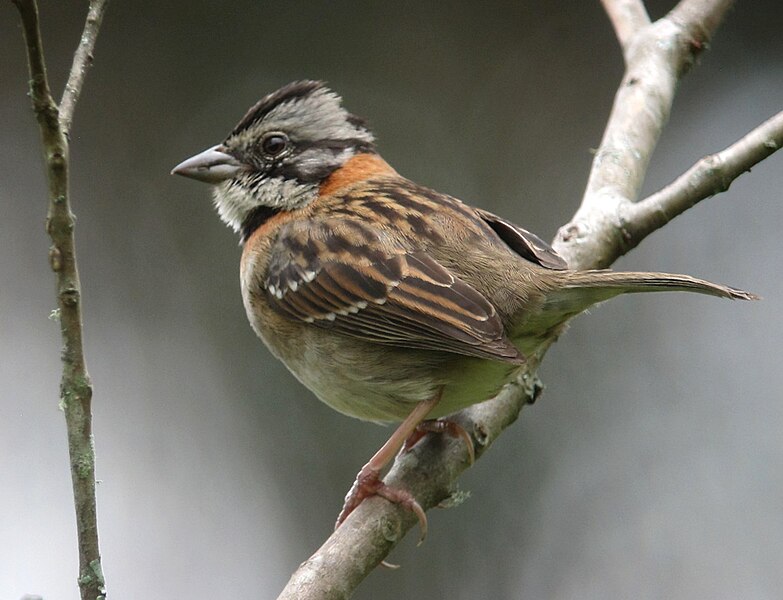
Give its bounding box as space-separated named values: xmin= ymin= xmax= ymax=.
xmin=522 ymin=270 xmax=758 ymax=340
xmin=561 ymin=270 xmax=759 ymax=302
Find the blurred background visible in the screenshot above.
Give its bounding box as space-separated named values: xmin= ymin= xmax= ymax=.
xmin=2 ymin=2 xmax=781 ymax=599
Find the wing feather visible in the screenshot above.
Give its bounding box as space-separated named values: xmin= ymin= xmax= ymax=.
xmin=265 ymin=219 xmax=523 ymax=363
xmin=476 ymin=207 xmax=568 ymax=270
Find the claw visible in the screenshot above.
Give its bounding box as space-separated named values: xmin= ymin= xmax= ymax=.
xmin=375 ymin=483 xmax=428 ymax=545
xmin=335 ymin=464 xmax=428 ymax=544
xmin=333 ymin=391 xmax=443 ymax=552
xmin=334 ymin=466 xmax=382 ymax=530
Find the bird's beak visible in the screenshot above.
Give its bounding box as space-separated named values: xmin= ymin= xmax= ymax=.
xmin=171 ymin=145 xmax=242 ymax=184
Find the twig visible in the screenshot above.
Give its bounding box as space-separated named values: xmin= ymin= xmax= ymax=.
xmin=600 ymin=0 xmax=650 ymax=58
xmin=669 ymin=0 xmax=734 ymax=44
xmin=278 ymin=2 xmax=771 ymax=596
xmin=11 ymin=0 xmax=57 ymax=132
xmin=59 ymin=0 xmax=109 ymax=136
xmin=11 ymin=1 xmax=108 ymax=599
xmin=622 ymin=110 xmax=783 ymax=252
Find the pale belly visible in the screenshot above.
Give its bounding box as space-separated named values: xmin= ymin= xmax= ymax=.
xmin=258 ymin=321 xmax=521 ymax=423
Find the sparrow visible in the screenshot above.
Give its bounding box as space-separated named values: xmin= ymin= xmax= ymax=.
xmin=172 ymin=80 xmax=756 ymax=537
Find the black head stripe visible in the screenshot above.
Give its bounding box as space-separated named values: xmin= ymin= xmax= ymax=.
xmin=266 ymin=140 xmax=377 ymax=184
xmin=230 ymin=80 xmax=326 ymax=137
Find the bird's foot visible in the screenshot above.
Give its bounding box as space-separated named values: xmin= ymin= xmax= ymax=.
xmin=334 ymin=392 xmax=443 ymax=548
xmin=335 ymin=464 xmax=428 ymax=544
xmin=402 ymin=418 xmax=475 ymax=465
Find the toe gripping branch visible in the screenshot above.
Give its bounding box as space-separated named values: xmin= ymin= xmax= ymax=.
xmin=335 ymin=414 xmax=476 ymax=548
xmin=336 ymin=464 xmax=429 ymax=545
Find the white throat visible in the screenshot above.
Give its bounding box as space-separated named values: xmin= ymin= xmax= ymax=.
xmin=212 ymin=177 xmax=318 ymax=233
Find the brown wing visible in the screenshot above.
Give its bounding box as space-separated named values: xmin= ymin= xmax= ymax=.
xmin=475 ymin=208 xmax=568 ymax=270
xmin=265 ymin=218 xmax=523 ymax=363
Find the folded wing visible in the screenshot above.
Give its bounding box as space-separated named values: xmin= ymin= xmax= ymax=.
xmin=265 ymin=218 xmax=523 ymax=363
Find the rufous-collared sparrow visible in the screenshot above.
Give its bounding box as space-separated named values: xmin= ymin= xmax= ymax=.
xmin=173 ymin=80 xmax=755 ymax=535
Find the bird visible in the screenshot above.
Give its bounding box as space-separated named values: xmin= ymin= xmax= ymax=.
xmin=172 ymin=80 xmax=756 ymax=537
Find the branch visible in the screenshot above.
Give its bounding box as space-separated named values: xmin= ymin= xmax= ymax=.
xmin=278 ymin=365 xmax=545 ymax=599
xmin=555 ymin=0 xmax=735 ymax=269
xmin=59 ymin=0 xmax=109 ymax=136
xmin=600 ymin=0 xmax=650 ymax=58
xmin=621 ymin=110 xmax=783 ymax=252
xmin=11 ymin=0 xmax=57 ymax=134
xmin=12 ymin=1 xmax=108 ymax=599
xmin=669 ymin=0 xmax=734 ymax=43
xmin=278 ymin=2 xmax=777 ymax=596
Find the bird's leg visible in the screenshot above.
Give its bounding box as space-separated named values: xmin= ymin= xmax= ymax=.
xmin=335 ymin=390 xmax=442 ymax=542
xmin=403 ymin=419 xmax=475 ymax=465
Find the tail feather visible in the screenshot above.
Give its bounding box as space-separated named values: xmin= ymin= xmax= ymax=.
xmin=523 ymin=270 xmax=758 ymax=338
xmin=562 ymin=270 xmax=759 ymax=302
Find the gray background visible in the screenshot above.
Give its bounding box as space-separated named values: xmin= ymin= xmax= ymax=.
xmin=2 ymin=2 xmax=781 ymax=599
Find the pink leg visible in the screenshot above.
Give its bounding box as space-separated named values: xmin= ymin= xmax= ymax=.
xmin=335 ymin=391 xmax=442 ymax=543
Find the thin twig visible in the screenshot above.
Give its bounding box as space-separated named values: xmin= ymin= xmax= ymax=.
xmin=12 ymin=1 xmax=108 ymax=599
xmin=600 ymin=0 xmax=650 ymax=58
xmin=11 ymin=0 xmax=58 ymax=133
xmin=621 ymin=110 xmax=783 ymax=251
xmin=60 ymin=0 xmax=109 ymax=136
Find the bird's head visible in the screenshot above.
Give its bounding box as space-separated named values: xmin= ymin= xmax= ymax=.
xmin=172 ymin=80 xmax=375 ymax=238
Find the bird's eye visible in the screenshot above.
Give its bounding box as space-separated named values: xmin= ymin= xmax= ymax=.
xmin=261 ymin=133 xmax=289 ymax=157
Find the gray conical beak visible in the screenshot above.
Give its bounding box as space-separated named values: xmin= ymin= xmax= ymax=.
xmin=171 ymin=145 xmax=242 ymax=184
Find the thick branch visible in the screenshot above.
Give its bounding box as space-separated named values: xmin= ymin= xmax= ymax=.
xmin=12 ymin=1 xmax=107 ymax=599
xmin=621 ymin=110 xmax=783 ymax=252
xmin=600 ymin=0 xmax=650 ymax=58
xmin=555 ymin=0 xmax=735 ymax=269
xmin=59 ymin=0 xmax=109 ymax=136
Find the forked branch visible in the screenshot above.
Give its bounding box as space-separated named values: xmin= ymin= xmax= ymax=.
xmin=621 ymin=110 xmax=783 ymax=251
xmin=555 ymin=0 xmax=737 ymax=268
xmin=11 ymin=1 xmax=109 ymax=599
